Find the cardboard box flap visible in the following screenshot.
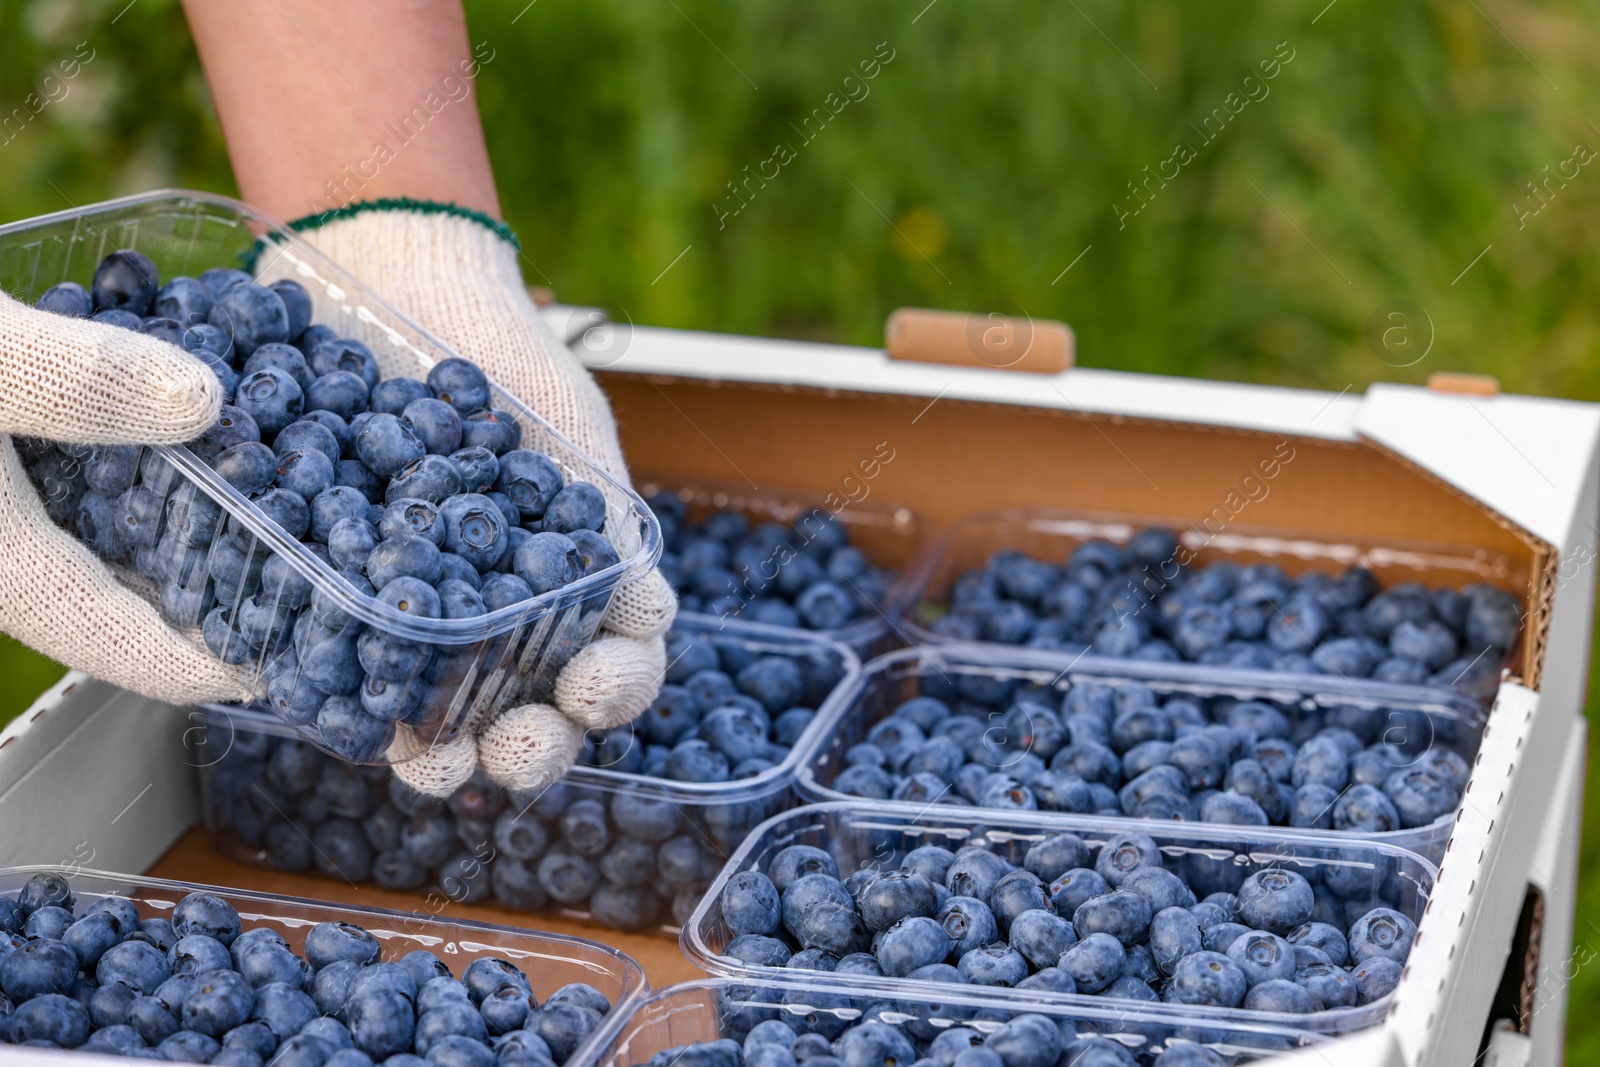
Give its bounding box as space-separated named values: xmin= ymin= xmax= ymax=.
xmin=1354 ymin=383 xmax=1599 ymax=551
xmin=605 ymin=326 xmax=1364 ymax=441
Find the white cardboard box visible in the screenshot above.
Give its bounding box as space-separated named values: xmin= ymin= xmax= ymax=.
xmin=1 ymin=319 xmax=1594 ymax=1066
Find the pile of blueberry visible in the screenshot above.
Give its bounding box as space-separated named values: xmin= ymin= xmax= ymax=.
xmin=648 ymin=493 xmax=897 ymax=633
xmin=714 ymin=831 xmax=1416 ymax=1016
xmin=577 ymin=628 xmax=844 ymax=799
xmin=22 ymin=249 xmax=622 ymax=760
xmin=641 ymin=1007 xmax=1241 ymax=1067
xmin=923 ymin=532 xmax=1520 ymax=699
xmin=0 ymin=871 xmax=612 ymax=1063
xmin=823 ymin=675 xmax=1472 ymax=834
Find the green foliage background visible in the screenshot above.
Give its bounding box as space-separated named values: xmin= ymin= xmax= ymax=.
xmin=2 ymin=0 xmax=1599 ymax=1053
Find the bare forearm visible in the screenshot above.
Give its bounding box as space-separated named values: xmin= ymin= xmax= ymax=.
xmin=182 ymin=0 xmax=500 ymax=222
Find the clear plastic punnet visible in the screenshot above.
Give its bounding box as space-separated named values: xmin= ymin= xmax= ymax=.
xmin=794 ymin=644 xmax=1485 ymax=862
xmin=638 ymin=475 xmax=923 ymax=656
xmin=196 ymin=616 xmax=859 ymax=935
xmin=0 ymin=191 xmax=661 ymax=763
xmin=578 ymin=977 xmax=1329 ymax=1067
xmin=682 ymin=803 xmax=1436 ymax=1037
xmin=0 ymin=865 xmax=647 ymax=1061
xmin=897 ymin=506 xmax=1526 ymax=706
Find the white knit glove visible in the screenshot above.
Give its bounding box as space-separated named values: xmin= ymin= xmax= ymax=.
xmin=0 ymin=293 xmax=252 ymax=705
xmin=283 ymin=206 xmax=677 ymax=796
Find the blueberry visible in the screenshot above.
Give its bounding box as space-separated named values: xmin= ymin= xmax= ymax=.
xmin=768 ymin=845 xmax=839 ymax=890
xmin=232 ymin=367 xmax=305 ymax=438
xmin=541 ymin=482 xmax=607 ymax=535
xmin=1297 ymin=960 xmax=1356 ymax=1008
xmin=365 ymin=378 xmax=430 ymax=417
xmin=209 ymin=283 xmax=290 ymax=358
xmin=171 ymin=933 xmax=233 ymax=977
xmin=92 ymin=249 xmax=160 ymax=315
xmin=1072 ymin=889 xmax=1153 ymax=949
xmin=301 ymin=921 xmax=380 ymax=970
xmin=1224 ymin=929 xmax=1297 ymax=986
xmin=356 ymin=414 xmax=427 ymax=480
xmin=1333 ymin=783 xmax=1401 ymax=832
xmin=384 ymin=453 xmax=464 ymax=505
xmin=251 ymin=980 xmax=318 ymax=1039
xmin=394 ymin=397 xmax=461 ymax=456
xmin=721 ymin=872 xmax=782 ymax=937
xmin=1040 ymin=870 xmax=1102 ymax=923
xmin=725 ymin=934 xmax=791 ymax=968
xmin=944 ymin=849 xmax=1013 ymax=902
xmin=237 ymin=941 xmax=311 ymax=991
xmin=460 ymin=408 xmax=523 ymax=455
xmin=242 ymin=342 xmax=314 ymax=394
xmin=367 ymin=534 xmax=443 ymax=588
xmin=495 ymin=451 xmax=564 ymax=522
xmin=340 ymin=987 xmax=415 ymax=1058
xmin=299 ymin=488 xmax=369 ymax=546
xmin=1058 ymin=932 xmax=1124 ymax=993
xmin=434 ymin=579 xmax=486 ymax=621
xmin=1464 ymin=584 xmax=1521 ymax=651
xmin=1351 ymin=956 xmax=1403 ymax=1004
xmin=191 ymin=406 xmax=261 ymax=464
xmin=37 ymin=280 xmax=95 ymax=317
xmin=334 ymin=458 xmax=384 ymax=503
xmin=1237 ymin=868 xmax=1315 ymax=935
xmin=1384 ymin=767 xmax=1460 ymax=828
xmin=481 ymin=572 xmax=534 ymax=610
xmin=9 ymin=991 xmax=92 ymax=1047
xmin=23 ymin=904 xmax=74 ymax=941
xmin=1000 ymin=910 xmax=1071 ymax=972
xmin=876 ymin=915 xmax=947 ymax=979
xmin=513 ymin=532 xmax=583 ymax=594
xmin=436 ymin=493 xmax=509 ymax=570
xmin=1242 ymin=977 xmax=1321 ymax=1013
xmin=1166 ymin=950 xmax=1248 ymax=1007
xmin=3 ymin=937 xmax=79 ymax=1000
xmin=855 ymin=869 xmax=939 ymax=933
xmin=318 ymin=695 xmax=397 ymax=762
xmin=436 ymin=446 xmax=501 ymax=498
xmin=427 ymin=358 xmax=492 ymax=413
xmin=175 ymin=967 xmax=253 ymax=1037
xmin=1348 ymin=907 xmax=1416 ymax=964
xmin=609 ymin=791 xmax=681 ymax=842
xmin=69 ymin=493 xmax=126 ymax=561
xmin=957 ymin=944 xmax=1028 ymax=987
xmin=308 ymin=370 xmax=371 ymax=421
xmin=836 ymin=1022 xmax=918 ymax=1067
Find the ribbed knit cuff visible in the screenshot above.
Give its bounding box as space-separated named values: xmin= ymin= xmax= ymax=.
xmin=287 ymin=198 xmax=520 ymax=251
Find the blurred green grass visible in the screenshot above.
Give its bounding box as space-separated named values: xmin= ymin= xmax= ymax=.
xmin=2 ymin=0 xmax=1598 ymax=1052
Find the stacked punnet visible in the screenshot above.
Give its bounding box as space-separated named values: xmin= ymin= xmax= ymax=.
xmin=0 ymin=871 xmax=614 ymax=1063
xmin=704 ymin=818 xmax=1422 ymax=1018
xmin=201 ymin=621 xmax=854 ymax=931
xmin=918 ymin=530 xmax=1520 ymax=696
xmin=819 ymin=673 xmax=1472 ymax=835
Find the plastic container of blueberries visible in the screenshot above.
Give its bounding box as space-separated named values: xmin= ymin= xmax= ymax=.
xmin=681 ymin=802 xmax=1436 ymax=1038
xmin=195 ymin=615 xmax=860 ymax=935
xmin=794 ymin=644 xmax=1486 ymax=864
xmin=637 ymin=474 xmax=924 ymax=657
xmin=577 ymin=976 xmax=1331 ymax=1067
xmin=0 ymin=191 xmax=661 ymax=763
xmin=895 ymin=505 xmax=1526 ymax=705
xmin=0 ymin=864 xmax=648 ymax=1052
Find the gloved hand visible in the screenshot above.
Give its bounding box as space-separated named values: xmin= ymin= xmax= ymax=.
xmin=281 ymin=204 xmax=676 ymax=796
xmin=0 ymin=292 xmax=252 ymax=705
